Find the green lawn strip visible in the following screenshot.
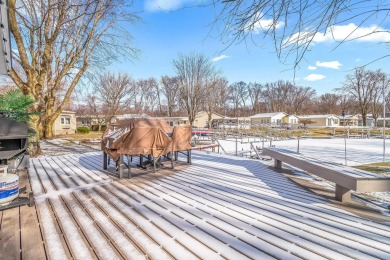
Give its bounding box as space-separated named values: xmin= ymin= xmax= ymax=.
xmin=354 ymin=162 xmax=390 ymax=176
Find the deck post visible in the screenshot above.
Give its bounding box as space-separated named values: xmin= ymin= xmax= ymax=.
xmin=103 ymin=152 xmax=108 ymax=170
xmin=119 ymin=154 xmax=124 ymax=179
xmin=274 ymin=159 xmax=282 ymax=169
xmin=335 ymin=185 xmax=351 ymax=202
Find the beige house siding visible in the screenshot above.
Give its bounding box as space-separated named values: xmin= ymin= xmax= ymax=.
xmin=53 ymin=111 xmax=76 ymax=136
xmin=193 ymin=111 xmax=223 ymax=128
xmin=338 ymin=115 xmax=359 ymax=126
xmin=298 ymin=115 xmax=340 ymax=127
xmin=283 ymin=115 xmax=299 ymax=124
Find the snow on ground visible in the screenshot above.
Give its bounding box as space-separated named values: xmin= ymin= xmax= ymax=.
xmin=217 ymin=137 xmax=390 ymax=208
xmin=218 ymin=137 xmax=390 ymax=166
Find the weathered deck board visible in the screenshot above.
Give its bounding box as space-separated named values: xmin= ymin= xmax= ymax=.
xmin=0 ymin=207 xmax=20 ymax=260
xmin=19 ymin=170 xmax=46 ymax=260
xmin=22 ymin=151 xmax=390 ymax=260
xmin=0 ymin=169 xmax=47 ymax=260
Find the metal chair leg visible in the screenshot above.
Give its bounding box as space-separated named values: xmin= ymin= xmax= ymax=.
xmin=127 ymin=155 xmax=131 ymax=178
xmin=103 ymin=152 xmax=108 ymax=170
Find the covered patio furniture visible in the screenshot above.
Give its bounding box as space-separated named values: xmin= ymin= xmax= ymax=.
xmin=170 ymin=125 xmax=193 ymax=166
xmin=102 ymin=118 xmax=176 ymax=178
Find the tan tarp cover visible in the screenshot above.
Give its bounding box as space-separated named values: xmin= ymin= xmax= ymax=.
xmin=171 ymin=125 xmax=192 ymax=152
xmin=118 ymin=127 xmax=172 ymax=157
xmin=106 ymin=118 xmax=173 ymax=134
xmin=101 ymin=118 xmax=191 ymax=162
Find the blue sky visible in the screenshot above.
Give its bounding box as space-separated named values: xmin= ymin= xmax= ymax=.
xmin=112 ymin=1 xmax=390 ymax=95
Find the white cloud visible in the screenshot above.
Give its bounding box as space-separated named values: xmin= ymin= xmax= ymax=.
xmin=316 ymin=60 xmax=341 ymax=69
xmin=304 ymin=74 xmax=325 ymax=81
xmin=308 ymin=66 xmax=317 ymax=70
xmin=285 ymin=23 xmax=390 ymax=46
xmin=145 ymin=0 xmax=190 ymax=11
xmin=211 ymin=55 xmax=230 ymax=62
xmin=355 ymin=58 xmax=361 ymax=62
xmin=251 ymin=18 xmax=285 ymax=34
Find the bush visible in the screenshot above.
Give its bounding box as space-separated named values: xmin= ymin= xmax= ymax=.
xmin=91 ymin=125 xmax=106 ymax=131
xmin=77 ymin=126 xmax=90 ymax=134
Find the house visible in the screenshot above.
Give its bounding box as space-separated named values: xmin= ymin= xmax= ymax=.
xmin=112 ymin=113 xmax=150 ymax=123
xmin=282 ymin=114 xmax=299 ymax=125
xmin=297 ymin=114 xmax=340 ymax=127
xmin=154 ymin=116 xmax=189 ymax=127
xmin=53 ymin=111 xmax=76 ymax=135
xmin=193 ymin=111 xmax=224 ymax=128
xmin=76 ymin=115 xmax=106 ymax=131
xmin=250 ymin=112 xmax=287 ymax=126
xmin=338 ymin=114 xmax=359 ymax=126
xmin=357 ymin=114 xmax=375 ymax=127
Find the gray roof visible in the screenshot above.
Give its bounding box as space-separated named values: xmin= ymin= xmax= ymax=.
xmin=297 ymin=114 xmax=338 ymax=119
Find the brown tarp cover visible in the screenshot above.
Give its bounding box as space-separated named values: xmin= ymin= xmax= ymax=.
xmin=171 ymin=125 xmax=192 ymax=152
xmin=117 ymin=127 xmax=172 ymax=157
xmin=101 ymin=118 xmax=192 ymax=162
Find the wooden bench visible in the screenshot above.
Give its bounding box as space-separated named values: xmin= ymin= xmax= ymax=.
xmin=263 ymin=148 xmax=390 ymax=202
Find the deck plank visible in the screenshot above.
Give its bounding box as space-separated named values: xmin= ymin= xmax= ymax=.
xmin=0 ymin=207 xmax=20 ymax=260
xmin=24 ymin=151 xmax=390 ymax=260
xmin=19 ymin=170 xmax=46 ymax=260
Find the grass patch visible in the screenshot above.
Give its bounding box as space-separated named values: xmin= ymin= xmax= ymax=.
xmin=354 ymin=162 xmax=390 ymax=176
xmin=55 ymin=131 xmax=104 ymax=141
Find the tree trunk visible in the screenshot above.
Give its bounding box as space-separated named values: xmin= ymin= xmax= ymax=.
xmin=207 ymin=113 xmax=212 ymax=129
xmin=362 ymin=113 xmax=367 ymax=126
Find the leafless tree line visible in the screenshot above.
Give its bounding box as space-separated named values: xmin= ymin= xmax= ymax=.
xmin=75 ymin=64 xmax=390 ymax=127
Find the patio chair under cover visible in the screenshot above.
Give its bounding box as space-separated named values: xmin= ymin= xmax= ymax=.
xmin=171 ymin=125 xmax=192 ymax=152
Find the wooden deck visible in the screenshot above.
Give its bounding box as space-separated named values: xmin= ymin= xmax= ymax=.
xmin=2 ymin=151 xmax=390 ymax=259
xmin=0 ymin=170 xmax=46 ymax=259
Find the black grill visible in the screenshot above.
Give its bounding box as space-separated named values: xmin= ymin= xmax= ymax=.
xmin=0 ymin=118 xmax=28 ymax=160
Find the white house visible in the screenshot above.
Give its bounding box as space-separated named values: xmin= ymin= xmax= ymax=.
xmin=250 ymin=112 xmax=287 ymax=126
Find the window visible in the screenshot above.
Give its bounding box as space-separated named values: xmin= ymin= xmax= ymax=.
xmin=61 ymin=117 xmax=70 ymax=125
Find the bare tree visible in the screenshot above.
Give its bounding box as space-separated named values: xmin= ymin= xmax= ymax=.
xmin=213 ymin=1 xmax=390 ymax=68
xmin=336 ymin=68 xmax=382 ymax=126
xmin=8 ymin=0 xmax=139 ymax=141
xmin=290 ymin=86 xmax=316 ymax=114
xmin=248 ymin=82 xmax=263 ymax=113
xmin=316 ymin=94 xmax=342 ymax=114
xmin=215 ymin=78 xmax=231 ymax=116
xmin=203 ymin=77 xmax=228 ymax=128
xmin=95 ymin=72 xmax=135 ymax=125
xmin=370 ymin=72 xmax=390 ymax=125
xmin=173 ymin=53 xmax=220 ymax=125
xmin=160 ymin=76 xmax=179 ymax=117
xmin=229 ymin=81 xmax=247 ymax=117
xmin=134 ymin=78 xmax=160 ymax=114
